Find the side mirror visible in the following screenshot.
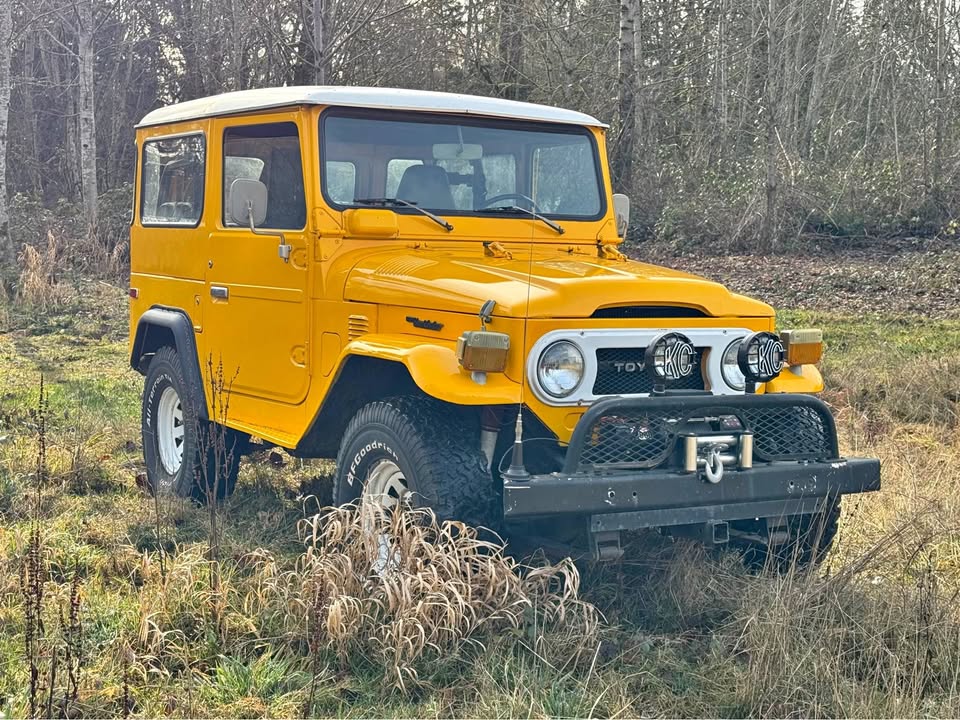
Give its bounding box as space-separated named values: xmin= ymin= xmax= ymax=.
xmin=612 ymin=193 xmax=630 ymax=238
xmin=228 ymin=178 xmax=267 ymax=227
xmin=227 ymin=178 xmax=291 ymax=262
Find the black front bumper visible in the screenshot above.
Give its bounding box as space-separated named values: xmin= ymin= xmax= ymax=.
xmin=502 ymin=393 xmax=881 ymax=530
xmin=503 ymin=457 xmax=880 ymax=530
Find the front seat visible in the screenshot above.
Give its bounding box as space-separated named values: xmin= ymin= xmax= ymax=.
xmin=395 ymin=164 xmax=456 ymax=210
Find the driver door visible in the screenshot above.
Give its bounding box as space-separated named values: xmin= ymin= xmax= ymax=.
xmin=201 ymin=113 xmax=311 ymax=404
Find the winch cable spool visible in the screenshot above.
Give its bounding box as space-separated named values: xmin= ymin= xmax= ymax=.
xmin=501 ymin=187 xmax=539 ymax=483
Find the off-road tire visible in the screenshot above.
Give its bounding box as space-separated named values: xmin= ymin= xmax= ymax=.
xmin=733 ymin=498 xmax=841 ymax=571
xmin=141 ymin=346 xmax=241 ymax=502
xmin=334 ymin=396 xmax=497 ymax=530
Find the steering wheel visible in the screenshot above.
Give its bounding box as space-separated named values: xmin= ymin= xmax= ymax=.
xmin=480 ymin=193 xmax=541 ymax=211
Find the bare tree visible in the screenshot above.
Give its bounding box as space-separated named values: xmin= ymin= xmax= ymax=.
xmin=75 ymin=0 xmax=98 ymax=230
xmin=0 ymin=0 xmax=12 ymax=286
xmin=498 ymin=0 xmax=524 ymax=99
xmin=613 ymin=0 xmax=639 ymax=195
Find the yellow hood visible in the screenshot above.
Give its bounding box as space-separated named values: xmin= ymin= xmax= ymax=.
xmin=343 ymin=248 xmax=773 ymax=319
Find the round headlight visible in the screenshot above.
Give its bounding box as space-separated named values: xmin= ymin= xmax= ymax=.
xmin=721 ymin=338 xmax=746 ymax=391
xmin=737 ymin=331 xmax=785 ymax=383
xmin=537 ymin=341 xmax=584 ymax=398
xmin=644 ymin=332 xmax=697 ymax=382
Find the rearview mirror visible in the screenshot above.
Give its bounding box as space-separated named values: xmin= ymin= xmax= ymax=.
xmin=613 ymin=193 xmax=630 ymax=238
xmin=228 ymin=178 xmax=267 ymax=227
xmin=432 ymin=143 xmax=483 ymax=161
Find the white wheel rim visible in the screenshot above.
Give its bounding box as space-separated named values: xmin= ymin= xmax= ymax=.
xmin=364 ymin=459 xmax=411 ymax=508
xmin=157 ymin=386 xmax=185 ymax=476
xmin=363 ymin=459 xmax=411 ymax=576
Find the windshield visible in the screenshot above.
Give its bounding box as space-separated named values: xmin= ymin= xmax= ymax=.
xmin=321 ymin=111 xmax=604 ymax=219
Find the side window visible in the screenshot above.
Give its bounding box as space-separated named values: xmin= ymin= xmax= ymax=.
xmin=325 ymin=161 xmax=356 ymax=204
xmin=434 ymin=158 xmax=473 ymax=209
xmin=481 ymin=154 xmax=516 ymax=199
xmin=532 ymin=143 xmax=600 ymax=215
xmin=140 ymin=134 xmax=205 ymax=226
xmin=222 ymin=122 xmax=306 ymax=230
xmin=386 ymin=158 xmax=422 ymax=198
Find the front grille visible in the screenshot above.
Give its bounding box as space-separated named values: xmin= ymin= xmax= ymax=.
xmin=593 ymin=347 xmax=706 ymax=396
xmin=573 ymin=397 xmax=837 ymax=472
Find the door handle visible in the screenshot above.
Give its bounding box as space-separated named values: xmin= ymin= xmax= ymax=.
xmin=210 ymin=286 xmax=229 ymax=299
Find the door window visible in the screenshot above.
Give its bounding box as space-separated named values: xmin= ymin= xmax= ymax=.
xmin=222 ymin=122 xmax=306 ymax=229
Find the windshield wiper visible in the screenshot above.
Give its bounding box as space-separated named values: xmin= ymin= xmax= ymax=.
xmin=351 ymin=198 xmax=453 ymax=232
xmin=477 ymin=205 xmax=565 ymax=235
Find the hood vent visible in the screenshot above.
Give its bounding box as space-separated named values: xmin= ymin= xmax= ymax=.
xmin=592 ymin=305 xmax=708 ymax=319
xmin=347 ymin=314 xmax=370 ymax=340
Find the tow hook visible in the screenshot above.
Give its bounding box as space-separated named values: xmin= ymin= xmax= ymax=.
xmin=704 ymin=446 xmax=725 ymax=484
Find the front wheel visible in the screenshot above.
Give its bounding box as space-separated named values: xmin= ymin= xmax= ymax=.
xmin=333 ymin=396 xmax=496 ymax=529
xmin=141 ymin=346 xmax=241 ymax=502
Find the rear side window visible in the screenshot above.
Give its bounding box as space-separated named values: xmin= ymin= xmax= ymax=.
xmin=222 ymin=122 xmax=306 ymax=230
xmin=140 ymin=134 xmax=205 ymax=226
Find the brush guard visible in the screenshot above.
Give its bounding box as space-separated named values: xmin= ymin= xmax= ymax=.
xmin=501 ymin=394 xmax=881 ymax=561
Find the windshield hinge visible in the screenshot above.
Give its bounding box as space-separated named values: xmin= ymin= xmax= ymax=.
xmin=598 ymin=242 xmax=627 ymax=261
xmin=483 ymin=241 xmax=513 ymax=260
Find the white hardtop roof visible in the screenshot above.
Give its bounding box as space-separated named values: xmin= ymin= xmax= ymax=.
xmin=136 ymin=85 xmax=607 ymax=129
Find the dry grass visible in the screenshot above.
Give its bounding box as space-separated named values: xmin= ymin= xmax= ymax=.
xmin=5 ymin=286 xmax=960 ymax=716
xmin=17 ymin=231 xmax=69 ymax=309
xmin=296 ymin=502 xmax=599 ymax=691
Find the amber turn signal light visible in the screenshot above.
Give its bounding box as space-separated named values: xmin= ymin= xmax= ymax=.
xmin=780 ymin=328 xmax=823 ymax=366
xmin=457 ymin=330 xmax=510 ymax=372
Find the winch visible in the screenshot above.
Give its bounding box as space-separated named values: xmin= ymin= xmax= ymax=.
xmin=680 ymin=430 xmax=754 ymax=483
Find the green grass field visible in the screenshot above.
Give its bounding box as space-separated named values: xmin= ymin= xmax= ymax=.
xmin=3 ymin=281 xmax=960 ymax=718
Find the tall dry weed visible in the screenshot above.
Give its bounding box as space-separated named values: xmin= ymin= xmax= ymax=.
xmin=17 ymin=231 xmax=68 ymax=309
xmin=297 ymin=501 xmax=599 ymax=691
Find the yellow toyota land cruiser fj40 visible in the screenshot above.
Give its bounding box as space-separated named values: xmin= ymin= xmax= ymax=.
xmin=129 ymin=87 xmax=880 ymax=563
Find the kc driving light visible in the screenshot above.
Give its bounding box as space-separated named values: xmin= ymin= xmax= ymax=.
xmin=737 ymin=331 xmax=785 ymax=385
xmin=721 ymin=338 xmax=746 ymax=391
xmin=644 ymin=332 xmax=697 ymax=384
xmin=537 ymin=341 xmax=584 ymax=398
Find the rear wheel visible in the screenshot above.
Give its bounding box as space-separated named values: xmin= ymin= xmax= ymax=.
xmin=333 ymin=396 xmax=496 ymax=529
xmin=141 ymin=346 xmax=242 ymax=502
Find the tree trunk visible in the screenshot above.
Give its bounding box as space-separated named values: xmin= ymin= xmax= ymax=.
xmin=802 ymin=0 xmax=841 ymax=158
xmin=762 ymin=0 xmax=779 ymax=250
xmin=933 ymin=0 xmax=946 ymax=199
xmin=499 ymin=0 xmax=524 ymax=100
xmin=312 ymin=0 xmax=326 ymax=83
xmin=311 ymin=0 xmax=336 ymax=84
xmin=614 ymin=0 xmax=639 ymax=195
xmin=0 ymin=0 xmax=12 ymax=286
xmin=76 ymin=0 xmax=98 ymax=231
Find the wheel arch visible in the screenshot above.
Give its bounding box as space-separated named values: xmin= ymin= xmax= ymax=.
xmin=294 ymin=354 xmax=419 ymax=457
xmin=131 ymin=307 xmax=208 ymax=421
xmin=295 ymin=340 xmax=522 ymax=458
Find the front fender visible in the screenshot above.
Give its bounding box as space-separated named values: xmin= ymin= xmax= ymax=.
xmin=341 ymin=334 xmax=522 ymax=405
xmin=765 ymin=364 xmax=824 ymax=394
